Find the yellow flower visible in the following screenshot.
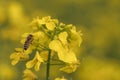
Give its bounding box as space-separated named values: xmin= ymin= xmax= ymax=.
xmin=26 ymin=51 xmax=44 ymax=71
xmin=37 ymin=16 xmax=57 ymax=30
xmin=70 ymin=26 xmax=82 ymax=47
xmin=10 ymin=48 xmax=29 ymax=65
xmin=49 ymin=40 xmax=78 ymax=64
xmin=46 ymin=21 xmax=56 ymax=30
xmin=42 ymin=16 xmax=57 ymax=30
xmin=23 ymin=69 xmax=37 ymax=80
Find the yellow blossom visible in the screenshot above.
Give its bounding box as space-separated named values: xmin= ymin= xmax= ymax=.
xmin=49 ymin=40 xmax=78 ymax=63
xmin=26 ymin=51 xmax=44 ymax=71
xmin=70 ymin=26 xmax=82 ymax=47
xmin=36 ymin=16 xmax=57 ymax=30
xmin=42 ymin=16 xmax=57 ymax=30
xmin=23 ymin=69 xmax=37 ymax=80
xmin=46 ymin=21 xmax=56 ymax=30
xmin=10 ymin=16 xmax=83 ymax=77
xmin=58 ymin=32 xmax=68 ymax=45
xmin=10 ymin=48 xmax=29 ymax=65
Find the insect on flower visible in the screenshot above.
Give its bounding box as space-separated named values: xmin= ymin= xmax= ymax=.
xmin=24 ymin=34 xmax=33 ymax=50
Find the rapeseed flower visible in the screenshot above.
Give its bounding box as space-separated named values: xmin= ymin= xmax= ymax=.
xmin=23 ymin=69 xmax=37 ymax=80
xmin=10 ymin=16 xmax=82 ymax=79
xmin=10 ymin=48 xmax=29 ymax=65
xmin=26 ymin=51 xmax=44 ymax=71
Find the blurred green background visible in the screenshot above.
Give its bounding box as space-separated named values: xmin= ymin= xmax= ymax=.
xmin=0 ymin=0 xmax=120 ymax=80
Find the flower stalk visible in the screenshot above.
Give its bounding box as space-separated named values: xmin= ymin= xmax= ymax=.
xmin=46 ymin=49 xmax=51 ymax=80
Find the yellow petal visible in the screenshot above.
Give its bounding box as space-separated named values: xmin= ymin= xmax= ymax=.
xmin=49 ymin=40 xmax=62 ymax=52
xmin=26 ymin=60 xmax=35 ymax=69
xmin=58 ymin=50 xmax=78 ymax=63
xmin=10 ymin=52 xmax=17 ymax=59
xmin=60 ymin=65 xmax=78 ymax=73
xmin=36 ymin=51 xmax=44 ymax=62
xmin=75 ymin=33 xmax=82 ymax=47
xmin=46 ymin=22 xmax=56 ymax=30
xmin=20 ymin=53 xmax=29 ymax=60
xmin=70 ymin=27 xmax=82 ymax=47
xmin=34 ymin=62 xmax=41 ymax=71
xmin=23 ymin=69 xmax=37 ymax=80
xmin=58 ymin=32 xmax=68 ymax=45
xmin=49 ymin=40 xmax=77 ymax=63
xmin=11 ymin=59 xmax=19 ymax=65
xmin=62 ymin=51 xmax=78 ymax=63
xmin=33 ymin=51 xmax=43 ymax=71
xmin=40 ymin=51 xmax=48 ymax=61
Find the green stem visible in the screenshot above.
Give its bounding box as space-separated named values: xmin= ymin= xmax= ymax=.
xmin=46 ymin=27 xmax=56 ymax=80
xmin=46 ymin=49 xmax=51 ymax=80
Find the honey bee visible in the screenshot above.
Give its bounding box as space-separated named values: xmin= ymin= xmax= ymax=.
xmin=24 ymin=34 xmax=33 ymax=50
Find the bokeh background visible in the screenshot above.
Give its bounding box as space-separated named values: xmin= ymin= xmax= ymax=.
xmin=0 ymin=0 xmax=120 ymax=80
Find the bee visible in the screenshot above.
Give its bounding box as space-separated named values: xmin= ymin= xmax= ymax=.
xmin=24 ymin=34 xmax=33 ymax=50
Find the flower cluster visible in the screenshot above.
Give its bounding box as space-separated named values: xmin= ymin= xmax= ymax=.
xmin=10 ymin=16 xmax=82 ymax=79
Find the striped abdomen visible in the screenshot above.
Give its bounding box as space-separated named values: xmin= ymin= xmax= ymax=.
xmin=24 ymin=34 xmax=33 ymax=50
